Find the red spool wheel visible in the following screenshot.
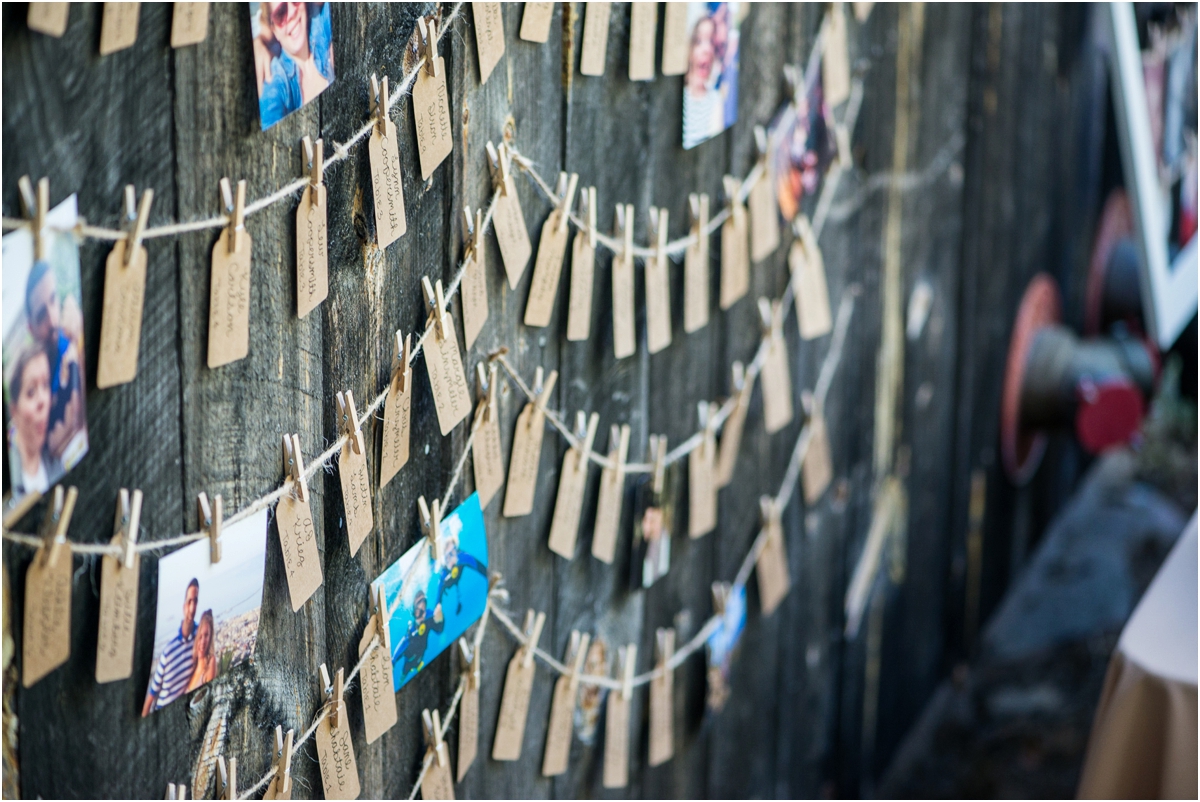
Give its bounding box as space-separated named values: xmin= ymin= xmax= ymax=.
xmin=1001 ymin=274 xmax=1063 ymax=484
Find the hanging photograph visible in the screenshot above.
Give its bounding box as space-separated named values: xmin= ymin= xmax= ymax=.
xmin=141 ymin=509 xmax=270 ymax=715
xmin=769 ymin=65 xmax=838 ymax=223
xmin=375 ymin=493 xmax=489 ymax=692
xmin=629 ymin=469 xmax=676 ymax=590
xmin=2 ymin=195 xmax=89 ymax=503
xmin=682 ymin=2 xmax=740 ymax=150
xmin=705 ymin=583 xmax=746 ymax=712
xmin=250 ymin=2 xmax=336 ymax=130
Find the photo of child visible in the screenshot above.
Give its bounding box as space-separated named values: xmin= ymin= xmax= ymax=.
xmin=375 ymin=493 xmax=490 ymax=692
xmin=2 ymin=195 xmax=88 ymax=503
xmin=768 ymin=65 xmax=837 ymax=223
xmin=250 ymin=2 xmax=335 ymax=130
xmin=682 ymin=2 xmax=741 ymax=150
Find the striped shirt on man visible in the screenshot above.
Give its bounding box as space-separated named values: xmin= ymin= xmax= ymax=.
xmin=147 ymin=621 xmax=196 ymax=711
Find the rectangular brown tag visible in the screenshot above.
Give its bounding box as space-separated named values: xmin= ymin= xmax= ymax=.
xmin=524 ymin=212 xmax=570 ymax=327
xmin=566 ymin=232 xmax=595 ymax=341
xmin=413 ymin=56 xmax=453 ymax=181
xmin=457 ymin=675 xmax=480 ymax=781
xmin=170 ymin=2 xmax=209 ymax=47
xmin=591 ymin=425 xmax=628 ymax=563
xmin=100 ymin=2 xmax=139 ymax=55
xmin=472 ymin=400 xmax=505 ymax=509
xmin=519 ymin=2 xmax=554 ymax=42
xmin=803 ymin=410 xmax=833 ymax=503
xmin=28 ymin=3 xmax=70 ymax=37
xmin=612 ymin=251 xmax=636 ymax=358
xmin=645 ymin=245 xmax=672 ymax=355
xmin=296 ymin=183 xmax=328 ymax=318
xmin=547 ymin=448 xmax=587 ymax=558
xmin=580 ymin=2 xmax=610 ymax=76
xmin=660 ymin=2 xmax=690 ymax=76
xmin=339 ymin=439 xmax=373 ymax=557
xmin=684 ymin=206 xmax=709 ymax=333
xmin=823 ymin=3 xmax=851 ymax=108
xmin=492 ymin=654 xmax=536 ymax=761
xmin=791 ymin=237 xmax=832 ymax=340
xmin=421 ymin=745 xmax=455 ymax=800
xmin=756 ymin=516 xmax=791 ymax=615
xmin=462 ymin=244 xmax=489 ymax=350
xmin=23 ymin=549 xmax=71 ymax=687
xmin=380 ymin=366 xmax=412 ymax=488
xmin=627 ymin=1 xmax=656 ymax=81
xmin=502 ymin=404 xmax=546 ymax=518
xmin=276 ymin=493 xmax=323 ymax=612
xmin=749 ymin=171 xmax=780 ymax=263
xmin=207 ymin=227 xmax=252 ymax=368
xmin=716 ymin=376 xmax=754 ymax=488
xmin=369 ymin=118 xmax=407 ymax=249
xmin=315 ymin=704 xmax=360 ymax=800
xmin=493 ymin=179 xmax=533 ymax=289
xmin=96 ymin=547 xmax=139 ymax=683
xmin=761 ymin=334 xmax=794 ymax=434
xmin=473 ymin=2 xmax=506 ymax=84
xmin=688 ymin=434 xmax=717 ymax=538
xmin=425 ymin=319 xmax=472 ymax=436
xmin=358 ymin=620 xmax=397 ymax=744
xmin=720 ymin=206 xmax=749 ymax=309
xmin=602 ymin=689 xmax=630 ymax=787
xmin=542 ymin=674 xmax=577 ymax=776
xmin=648 ymin=631 xmax=674 ymax=767
xmin=97 ymin=239 xmax=146 ymax=389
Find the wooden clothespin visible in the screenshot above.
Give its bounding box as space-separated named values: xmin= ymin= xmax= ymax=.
xmin=394 ymin=330 xmax=413 ymax=393
xmin=40 ymin=485 xmax=77 ymax=569
xmin=476 ymin=362 xmax=498 ymax=422
xmin=571 ymin=185 xmax=593 ymax=248
xmin=417 ymin=17 xmax=440 ymax=76
xmin=712 ymin=581 xmax=731 ymax=617
xmin=418 ymin=495 xmax=444 ymax=563
xmin=18 ymin=175 xmax=49 ymax=260
xmin=463 ymin=205 xmax=484 ymax=260
xmin=336 ymin=390 xmax=365 ymax=455
xmin=689 ymin=193 xmax=709 ymax=239
xmin=373 ymin=584 xmax=392 ymax=653
xmin=649 ymin=206 xmax=669 ymax=256
xmin=615 ymin=203 xmax=634 ymax=259
xmin=423 ymin=708 xmax=448 ymax=766
xmin=554 ymin=172 xmax=579 ymax=233
xmin=370 ymin=73 xmax=390 ymax=132
xmin=835 ymin=122 xmax=853 ymax=168
xmin=618 ymin=643 xmax=637 ymax=701
xmin=302 ymin=136 xmax=324 ymax=190
xmin=567 ymin=630 xmax=591 ymax=691
xmin=283 ymin=433 xmax=308 ymax=503
xmin=732 ymin=361 xmax=747 ymax=395
xmin=519 ymin=609 xmax=547 ymax=668
xmin=166 ymin=782 xmax=188 ymax=799
xmin=783 ymin=64 xmax=803 ymax=107
xmin=320 ymin=663 xmax=345 ymax=730
xmin=723 ymin=175 xmax=743 ymax=213
xmin=699 ymin=402 xmax=718 ymax=455
xmin=198 ymin=492 xmax=222 ymax=564
xmin=531 ymin=367 xmax=558 ymax=419
xmin=754 ymin=125 xmax=770 ymax=167
xmin=219 ymin=177 xmax=246 ymax=254
xmin=656 ymin=627 xmax=675 ymax=671
xmin=458 ymin=636 xmax=481 ymax=689
xmin=573 ymin=412 xmax=600 ymax=473
xmin=650 ymin=435 xmax=668 ymax=495
xmin=421 ymin=276 xmax=451 ymax=341
xmin=758 ymin=297 xmax=780 ymax=338
xmin=122 ymin=184 xmax=154 ymax=267
xmin=114 ymin=488 xmax=143 ymax=570
xmin=485 ymin=141 xmax=511 ymax=195
xmin=272 ymin=725 xmax=294 ymax=798
xmin=216 ymin=755 xmax=236 ymax=801
xmin=760 ymin=495 xmax=781 ymax=530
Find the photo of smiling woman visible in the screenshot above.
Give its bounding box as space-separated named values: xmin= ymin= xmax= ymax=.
xmin=682 ymin=2 xmax=740 ymax=150
xmin=250 ymin=2 xmax=335 ymax=130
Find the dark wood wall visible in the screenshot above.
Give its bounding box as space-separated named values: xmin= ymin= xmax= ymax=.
xmin=2 ymin=3 xmax=1105 ymax=798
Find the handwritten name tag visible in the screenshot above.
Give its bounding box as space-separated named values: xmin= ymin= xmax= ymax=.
xmin=720 ymin=203 xmax=749 ymax=309
xmin=627 ymin=2 xmax=656 ymax=81
xmin=472 ymin=3 xmax=506 ymax=84
xmin=296 ymin=182 xmax=328 ymax=318
xmin=524 ymin=211 xmax=571 ymax=327
xmin=315 ymin=704 xmax=360 ymax=800
xmin=100 ymin=2 xmax=139 ymax=55
xmin=96 ymin=546 xmax=139 ymax=683
xmin=579 ymin=2 xmax=611 ymax=76
xmin=339 ymin=439 xmax=373 ymax=557
xmin=369 ymin=118 xmax=407 ymax=248
xmin=170 ymin=2 xmax=209 ymax=47
xmin=462 ymin=243 xmax=489 ymax=350
xmin=519 ymin=2 xmax=554 ymax=42
xmin=503 ymin=403 xmax=547 ymax=518
xmin=208 ymin=227 xmax=252 ymax=368
xmin=358 ymin=622 xmax=397 ymax=744
xmin=413 ymin=56 xmax=453 ymax=180
xmin=457 ymin=674 xmax=480 ymax=780
xmin=97 ymin=239 xmax=146 ymax=388
xmin=566 ymin=231 xmax=595 ymax=341
xmin=27 ymin=3 xmax=70 ymax=37
xmin=276 ymin=493 xmax=322 ymax=612
xmin=23 ymin=549 xmax=71 ymax=687
xmin=612 ymin=251 xmax=636 ymax=358
xmin=379 ymin=364 xmax=412 ymax=488
xmin=790 ymin=234 xmax=832 ymax=340
xmin=424 ymin=319 xmax=472 ymax=436
xmin=492 ymin=653 xmax=536 ymax=760
xmin=493 ymin=180 xmax=533 ymax=288
xmin=547 ymin=448 xmax=587 ymax=558
xmin=472 ymin=400 xmax=505 ymax=509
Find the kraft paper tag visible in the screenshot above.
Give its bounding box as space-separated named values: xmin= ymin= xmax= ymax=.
xmin=720 ymin=206 xmax=749 ymax=309
xmin=276 ymin=493 xmax=323 ymax=612
xmin=23 ymin=549 xmax=71 ymax=687
xmin=688 ymin=436 xmax=717 ymax=538
xmin=358 ymin=622 xmax=397 ymax=744
xmin=854 ymin=1 xmax=874 ymax=22
xmin=96 ymin=545 xmax=139 ymax=683
xmin=684 ymin=226 xmax=709 ymax=333
xmin=502 ymin=404 xmax=546 ymax=518
xmin=97 ymin=239 xmax=146 ymax=388
xmin=315 ymin=704 xmax=360 ymax=800
xmin=547 ymin=449 xmax=587 ymax=558
xmin=645 ymin=250 xmax=672 ymax=355
xmin=542 ymin=674 xmax=577 ymax=776
xmin=493 ymin=179 xmax=533 ymax=289
xmin=602 ymin=690 xmax=630 ymax=788
xmin=790 ymin=237 xmax=832 ymax=339
xmin=339 ymin=440 xmax=373 ymax=557
xmin=749 ymin=172 xmax=780 ymax=263
xmin=648 ymin=634 xmax=674 ymax=766
xmin=170 ymin=2 xmax=209 ymax=47
xmin=519 ymin=2 xmax=554 ymax=42
xmin=472 ymin=400 xmax=505 ymax=509
xmin=28 ymin=3 xmax=69 ymax=37
xmin=627 ymin=2 xmax=656 ymax=81
xmin=457 ymin=676 xmax=480 ymax=781
xmin=612 ymin=252 xmax=636 ymax=358
xmin=421 ymin=746 xmax=455 ymax=800
xmin=413 ymin=56 xmax=453 ymax=181
xmin=296 ymin=183 xmax=328 ymax=318
xmin=660 ymin=3 xmax=690 ymax=76
xmin=716 ymin=379 xmax=754 ymax=488
xmin=492 ymin=654 xmax=536 ymax=760
xmin=472 ymin=2 xmax=505 ymax=84
xmin=100 ymin=2 xmax=139 ymax=55
xmin=566 ymin=232 xmax=594 ymax=341
xmin=369 ymin=118 xmax=407 ymax=249
xmin=823 ymin=3 xmax=851 ymax=108
xmin=424 ymin=321 xmax=472 ymax=436
xmin=462 ymin=243 xmax=489 ymax=350
xmin=756 ymin=515 xmax=791 ymax=615
xmin=525 ymin=214 xmax=571 ymax=327
xmin=379 ymin=365 xmax=412 ymax=488
xmin=803 ymin=410 xmax=833 ymax=503
xmin=591 ymin=426 xmax=628 ymax=563
xmin=208 ymin=227 xmax=252 ymax=368
xmin=579 ymin=2 xmax=611 ymax=76
xmin=761 ymin=334 xmax=794 ymax=434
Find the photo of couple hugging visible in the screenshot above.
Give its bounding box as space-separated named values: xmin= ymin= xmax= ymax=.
xmin=142 ymin=579 xmax=218 ymax=716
